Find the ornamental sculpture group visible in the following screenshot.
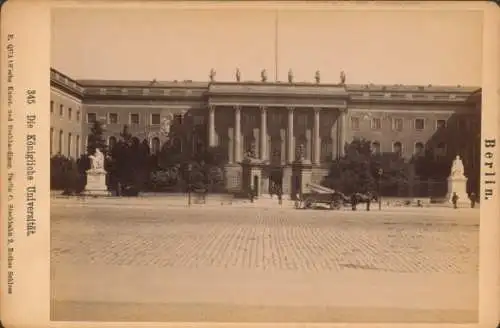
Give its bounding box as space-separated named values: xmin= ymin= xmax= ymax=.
xmin=208 ymin=68 xmax=346 ymax=84
xmin=447 ymin=155 xmax=469 ymax=205
xmin=84 ymin=148 xmax=110 ymax=196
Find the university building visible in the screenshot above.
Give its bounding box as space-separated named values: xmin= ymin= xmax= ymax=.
xmin=50 ymin=68 xmax=481 ymax=196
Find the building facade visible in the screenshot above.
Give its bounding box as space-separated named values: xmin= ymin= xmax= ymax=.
xmin=50 ymin=68 xmax=481 ymax=196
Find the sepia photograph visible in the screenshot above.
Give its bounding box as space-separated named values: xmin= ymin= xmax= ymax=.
xmin=47 ymin=4 xmax=485 ymax=323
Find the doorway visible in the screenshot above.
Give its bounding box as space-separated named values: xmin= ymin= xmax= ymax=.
xmin=253 ymin=175 xmax=259 ymax=197
xmin=269 ymin=168 xmax=282 ymax=195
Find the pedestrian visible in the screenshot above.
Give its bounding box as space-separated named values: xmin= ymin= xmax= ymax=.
xmin=452 ymin=192 xmax=459 ymax=209
xmin=366 ymin=192 xmax=371 ymax=211
xmin=351 ymin=193 xmax=357 ymax=211
xmin=277 ymin=187 xmax=283 ymax=205
xmin=469 ymin=192 xmax=477 ymax=208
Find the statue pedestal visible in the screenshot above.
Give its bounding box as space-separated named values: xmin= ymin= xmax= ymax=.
xmin=446 ymin=175 xmax=469 ymax=204
xmin=292 ymin=159 xmax=313 ymax=199
xmin=84 ymin=169 xmax=110 ymax=196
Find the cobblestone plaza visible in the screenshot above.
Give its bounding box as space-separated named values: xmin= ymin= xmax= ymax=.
xmin=51 ymin=198 xmax=479 ymax=322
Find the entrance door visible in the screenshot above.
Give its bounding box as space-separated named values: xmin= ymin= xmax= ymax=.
xmin=253 ymin=175 xmax=259 ymax=197
xmin=269 ymin=168 xmax=282 ymax=195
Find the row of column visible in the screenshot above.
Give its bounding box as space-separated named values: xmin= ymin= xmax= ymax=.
xmin=208 ymin=105 xmax=346 ymax=164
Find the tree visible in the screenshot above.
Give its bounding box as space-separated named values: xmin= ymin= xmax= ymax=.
xmin=87 ymin=120 xmax=107 ymax=155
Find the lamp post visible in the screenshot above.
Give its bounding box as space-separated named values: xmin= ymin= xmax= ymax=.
xmin=187 ymin=163 xmax=193 ymax=207
xmin=377 ymin=168 xmax=383 ymax=210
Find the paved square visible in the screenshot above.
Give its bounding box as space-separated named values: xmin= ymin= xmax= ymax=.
xmin=51 ymin=198 xmax=479 ymax=323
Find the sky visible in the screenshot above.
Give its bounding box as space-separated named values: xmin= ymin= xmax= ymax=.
xmin=50 ymin=6 xmax=483 ymax=86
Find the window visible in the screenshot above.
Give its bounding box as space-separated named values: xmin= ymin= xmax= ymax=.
xmin=68 ymin=133 xmax=72 ymax=157
xmin=130 ymin=113 xmax=140 ymax=125
xmin=415 ymin=118 xmax=425 ymax=131
xmin=392 ymin=118 xmax=403 ymax=131
xmin=435 ymin=142 xmax=447 ymax=157
xmin=58 ymin=130 xmax=63 ymax=154
xmin=68 ymin=108 xmax=72 ymax=120
xmin=436 ymin=119 xmax=447 ymax=129
xmin=393 ymin=141 xmax=402 ymax=154
xmin=50 ymin=128 xmax=54 ymax=155
xmin=151 ymin=137 xmax=161 ymax=154
xmin=108 ymin=136 xmax=117 ymax=150
xmin=76 ymin=135 xmax=80 ymax=158
xmin=372 ymin=141 xmax=381 ymax=154
xmin=320 ymin=139 xmax=333 ymax=162
xmin=108 ymin=113 xmax=118 ymax=124
xmin=76 ymin=110 xmax=81 ymax=122
xmin=371 ymin=118 xmax=381 ymax=130
xmin=151 ymin=113 xmax=161 ymax=125
xmin=414 ymin=142 xmax=424 ymax=155
xmin=174 ymin=114 xmax=183 ymax=125
xmin=350 ymin=117 xmax=360 ymax=130
xmin=59 ymin=104 xmax=64 ymax=116
xmin=87 ymin=113 xmax=97 ymax=123
xmin=50 ymin=101 xmax=54 ymax=114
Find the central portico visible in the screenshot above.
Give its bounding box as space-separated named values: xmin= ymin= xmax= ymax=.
xmin=206 ymin=82 xmax=349 ymax=197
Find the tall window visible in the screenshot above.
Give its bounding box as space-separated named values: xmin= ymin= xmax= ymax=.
xmin=151 ymin=113 xmax=161 ymax=125
xmin=108 ymin=136 xmax=117 ymax=151
xmin=392 ymin=118 xmax=403 ymax=131
xmin=174 ymin=114 xmax=183 ymax=125
xmin=393 ymin=141 xmax=402 ymax=155
xmin=320 ymin=139 xmax=332 ymax=162
xmin=68 ymin=133 xmax=72 ymax=157
xmin=50 ymin=127 xmax=54 ymax=155
xmin=68 ymin=108 xmax=73 ymax=120
xmin=371 ymin=118 xmax=381 ymax=130
xmin=152 ymin=137 xmax=161 ymax=154
xmin=76 ymin=135 xmax=80 ymax=158
xmin=76 ymin=110 xmax=81 ymax=122
xmin=130 ymin=113 xmax=140 ymax=125
xmin=414 ymin=118 xmax=425 ymax=131
xmin=436 ymin=119 xmax=447 ymax=129
xmin=50 ymin=101 xmax=54 ymax=114
xmin=59 ymin=104 xmax=64 ymax=116
xmin=58 ymin=130 xmax=63 ymax=154
xmin=414 ymin=142 xmax=424 ymax=155
xmin=87 ymin=113 xmax=97 ymax=123
xmin=350 ymin=117 xmax=360 ymax=130
xmin=108 ymin=113 xmax=118 ymax=124
xmin=372 ymin=141 xmax=381 ymax=154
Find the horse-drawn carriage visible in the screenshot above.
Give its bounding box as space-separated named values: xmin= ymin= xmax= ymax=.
xmin=297 ymin=183 xmax=378 ymax=210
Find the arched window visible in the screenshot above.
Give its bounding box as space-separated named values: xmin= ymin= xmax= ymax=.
xmin=414 ymin=142 xmax=424 ymax=156
xmin=108 ymin=136 xmax=117 ymax=151
xmin=151 ymin=137 xmax=160 ymax=154
xmin=393 ymin=141 xmax=402 ymax=155
xmin=372 ymin=141 xmax=381 ymax=154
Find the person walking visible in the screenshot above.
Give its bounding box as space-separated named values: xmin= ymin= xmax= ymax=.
xmin=351 ymin=193 xmax=358 ymax=211
xmin=452 ymin=192 xmax=459 ymax=209
xmin=366 ymin=192 xmax=371 ymax=211
xmin=469 ymin=192 xmax=477 ymax=208
xmin=277 ymin=187 xmax=283 ymax=205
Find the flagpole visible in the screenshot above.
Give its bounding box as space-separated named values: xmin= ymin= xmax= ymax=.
xmin=274 ymin=10 xmax=279 ymax=82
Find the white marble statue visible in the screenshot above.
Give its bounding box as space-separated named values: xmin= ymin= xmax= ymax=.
xmin=89 ymin=148 xmax=105 ymax=170
xmin=450 ymin=155 xmax=465 ymax=178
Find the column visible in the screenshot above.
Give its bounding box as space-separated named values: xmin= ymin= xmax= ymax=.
xmin=313 ymin=108 xmax=321 ymax=164
xmin=208 ymin=105 xmax=216 ymax=147
xmin=337 ymin=108 xmax=347 ymax=158
xmin=234 ymin=106 xmax=242 ymax=163
xmin=260 ymin=106 xmax=267 ymax=160
xmin=287 ymin=107 xmax=295 ymax=164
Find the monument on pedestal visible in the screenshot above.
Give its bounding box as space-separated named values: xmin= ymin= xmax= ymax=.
xmin=446 ymin=155 xmax=469 ymax=204
xmin=292 ymin=144 xmax=313 ymax=199
xmin=84 ymin=148 xmax=110 ymax=196
xmin=241 ymin=143 xmax=266 ymax=198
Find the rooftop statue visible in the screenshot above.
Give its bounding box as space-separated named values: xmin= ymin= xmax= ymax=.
xmin=261 ymin=69 xmax=268 ymax=82
xmin=89 ymin=148 xmax=105 ymax=171
xmin=450 ymin=155 xmax=465 ymax=178
xmin=315 ymin=70 xmax=321 ymax=84
xmin=209 ymin=68 xmax=216 ymax=82
xmin=288 ymin=69 xmax=294 ymax=83
xmin=340 ymin=71 xmax=346 ymax=85
xmin=235 ymin=68 xmax=241 ymax=82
